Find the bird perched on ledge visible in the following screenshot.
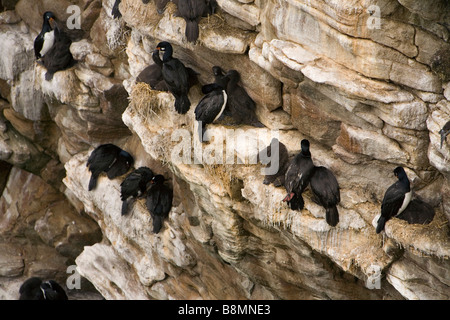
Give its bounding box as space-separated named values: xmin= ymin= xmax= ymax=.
xmin=86 ymin=144 xmax=134 ymax=191
xmin=309 ymin=166 xmax=340 ymax=227
xmin=283 ymin=139 xmax=315 ymax=211
xmin=146 ymin=175 xmax=173 ymax=233
xmin=34 ymin=11 xmax=56 ymax=59
xmin=376 ymin=166 xmax=412 ymax=234
xmin=153 ymin=42 xmax=191 ymax=114
xmin=120 ymin=167 xmax=154 ymax=216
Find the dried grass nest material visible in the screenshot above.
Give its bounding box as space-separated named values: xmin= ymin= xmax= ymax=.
xmin=129 ymin=82 xmax=166 ymax=122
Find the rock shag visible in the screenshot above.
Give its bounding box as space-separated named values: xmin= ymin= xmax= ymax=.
xmin=34 ymin=11 xmax=56 ymax=59
xmin=154 ymin=42 xmax=191 ymax=114
xmin=225 ymin=69 xmax=263 ymax=127
xmin=146 ymin=175 xmax=173 ymax=234
xmin=86 ymin=144 xmax=134 ymax=191
xmin=310 ymin=166 xmax=340 ymax=227
xmin=35 ymin=12 xmax=76 ymax=81
xmin=376 ymin=166 xmax=412 ymax=234
xmin=19 ymin=277 xmax=68 ymax=300
xmin=120 ymin=167 xmax=154 ymax=216
xmin=283 ymin=139 xmax=315 ymax=211
xmin=177 ymin=0 xmax=207 ymax=43
xmin=258 ymin=138 xmax=290 ymax=187
xmin=195 ymin=67 xmax=230 ymax=142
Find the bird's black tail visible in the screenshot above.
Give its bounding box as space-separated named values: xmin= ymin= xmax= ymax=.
xmin=121 ymin=200 xmax=129 ymax=216
xmin=88 ymin=174 xmax=98 ymax=191
xmin=376 ymin=216 xmax=386 ymax=234
xmin=175 ymin=94 xmax=191 ymax=114
xmin=152 ymin=216 xmax=163 ymax=234
xmin=185 ymin=20 xmax=200 ymax=43
xmin=326 ymin=206 xmax=339 ymax=227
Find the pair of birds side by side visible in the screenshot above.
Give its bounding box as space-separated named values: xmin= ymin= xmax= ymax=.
xmin=195 ymin=65 xmax=263 ymax=142
xmin=86 ymin=144 xmax=173 ymax=234
xmin=283 ymin=139 xmax=340 ymax=227
xmin=19 ymin=277 xmax=68 ymax=300
xmin=112 ymin=0 xmax=218 ymax=43
xmin=120 ymin=167 xmax=173 ymax=234
xmin=34 ymin=11 xmax=76 ymax=81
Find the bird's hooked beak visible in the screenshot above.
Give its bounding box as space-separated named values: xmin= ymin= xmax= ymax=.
xmin=49 ymin=17 xmax=56 ymax=29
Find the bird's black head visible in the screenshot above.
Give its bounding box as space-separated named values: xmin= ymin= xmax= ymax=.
xmin=151 ymin=174 xmax=166 ymax=185
xmin=120 ymin=150 xmax=134 ymax=167
xmin=156 ymin=42 xmax=173 ymax=61
xmin=394 ymin=166 xmax=408 ymax=180
xmin=43 ymin=11 xmax=56 ymax=28
xmin=212 ymin=66 xmax=224 ymax=77
xmin=226 ymin=70 xmax=240 ymax=81
xmin=301 ymin=139 xmax=310 ymax=150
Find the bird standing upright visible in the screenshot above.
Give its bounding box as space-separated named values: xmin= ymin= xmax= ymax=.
xmin=177 ymin=0 xmax=207 ymax=43
xmin=34 ymin=11 xmax=57 ymax=59
xmin=195 ymin=66 xmax=229 ymax=142
xmin=283 ymin=139 xmax=315 ymax=210
xmin=376 ymin=166 xmax=412 ymax=234
xmin=154 ymin=42 xmax=191 ymax=114
xmin=309 ymin=166 xmax=341 ymax=227
xmin=146 ymin=175 xmax=173 ymax=233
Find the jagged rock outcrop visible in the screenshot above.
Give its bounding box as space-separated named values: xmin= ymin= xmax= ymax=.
xmin=0 ymin=0 xmax=449 ymax=300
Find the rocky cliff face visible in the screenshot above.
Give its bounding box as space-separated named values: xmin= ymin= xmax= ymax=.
xmin=0 ymin=0 xmax=449 ymax=300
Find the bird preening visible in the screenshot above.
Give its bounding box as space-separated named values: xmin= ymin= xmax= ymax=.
xmin=86 ymin=144 xmax=134 ymax=191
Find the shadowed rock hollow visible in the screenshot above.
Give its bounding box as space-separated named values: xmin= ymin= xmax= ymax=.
xmin=0 ymin=0 xmax=449 ymax=300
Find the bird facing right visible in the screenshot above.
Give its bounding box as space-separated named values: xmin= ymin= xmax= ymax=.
xmin=376 ymin=166 xmax=412 ymax=234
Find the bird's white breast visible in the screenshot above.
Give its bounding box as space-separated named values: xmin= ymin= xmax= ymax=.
xmin=398 ymin=190 xmax=412 ymax=215
xmin=40 ymin=30 xmax=55 ymax=57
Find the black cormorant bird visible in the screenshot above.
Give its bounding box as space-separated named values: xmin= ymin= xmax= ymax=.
xmin=177 ymin=0 xmax=207 ymax=42
xmin=120 ymin=167 xmax=154 ymax=216
xmin=194 ymin=70 xmax=229 ymax=142
xmin=35 ymin=12 xmax=76 ymax=80
xmin=376 ymin=166 xmax=412 ymax=234
xmin=258 ymin=138 xmax=290 ymax=187
xmin=112 ymin=0 xmax=122 ymax=19
xmin=154 ymin=42 xmax=191 ymax=114
xmin=86 ymin=144 xmax=134 ymax=191
xmin=226 ymin=69 xmax=263 ymax=127
xmin=146 ymin=175 xmax=173 ymax=233
xmin=19 ymin=277 xmax=68 ymax=300
xmin=34 ymin=11 xmax=56 ymax=59
xmin=310 ymin=166 xmax=340 ymax=227
xmin=137 ymin=50 xmax=199 ymax=92
xmin=283 ymin=139 xmax=315 ymax=210
xmin=439 ymin=120 xmax=450 ymax=149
